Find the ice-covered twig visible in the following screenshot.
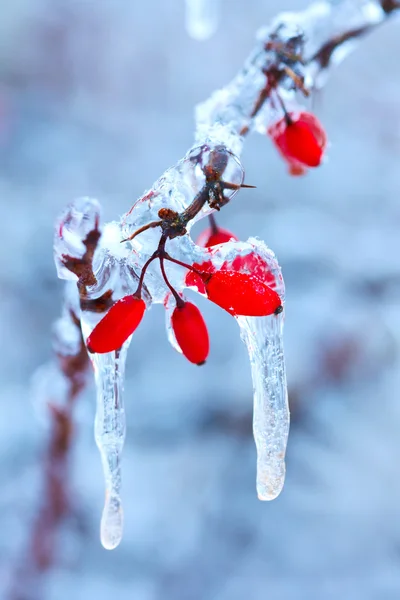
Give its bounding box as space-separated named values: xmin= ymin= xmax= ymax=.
xmin=195 ymin=0 xmax=399 ymax=145
xmin=50 ymin=0 xmax=399 ymax=550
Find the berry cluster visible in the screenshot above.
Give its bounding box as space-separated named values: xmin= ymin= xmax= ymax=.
xmin=87 ymin=223 xmax=282 ymax=364
xmin=85 ymin=146 xmax=284 ymax=364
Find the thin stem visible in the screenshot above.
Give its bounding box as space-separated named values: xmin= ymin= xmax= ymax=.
xmin=275 ymin=91 xmax=293 ymax=126
xmin=283 ymin=65 xmax=309 ymax=97
xmin=134 ymin=250 xmax=160 ymax=297
xmin=209 ymin=213 xmax=219 ymax=235
xmin=159 ymin=256 xmax=184 ymax=308
xmin=156 ymin=236 xmax=185 ymax=307
xmin=249 ymin=84 xmax=270 ymax=120
xmin=120 ymin=220 xmax=162 ymax=244
xmin=164 ymin=252 xmax=206 ymax=279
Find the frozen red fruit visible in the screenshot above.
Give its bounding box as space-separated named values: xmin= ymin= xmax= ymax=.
xmin=171 ymin=302 xmax=210 ymax=365
xmin=196 ymin=227 xmax=238 ymax=248
xmin=87 ymin=295 xmax=146 ymax=354
xmin=268 ymin=112 xmax=327 ymax=169
xmin=185 ymin=252 xmax=281 ymax=296
xmin=229 ymin=253 xmax=277 ymax=288
xmin=201 ymin=270 xmax=282 ymax=317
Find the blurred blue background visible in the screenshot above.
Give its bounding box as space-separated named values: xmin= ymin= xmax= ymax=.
xmin=1 ymin=1 xmax=400 ymax=598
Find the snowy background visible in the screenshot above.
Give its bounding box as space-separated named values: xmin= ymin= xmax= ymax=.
xmin=1 ymin=0 xmax=400 ymax=598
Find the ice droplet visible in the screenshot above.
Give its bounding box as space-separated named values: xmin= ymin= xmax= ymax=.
xmin=91 ymin=345 xmax=129 ymax=550
xmin=185 ymin=0 xmax=220 ymax=41
xmin=238 ymin=312 xmax=289 ymax=500
xmin=101 ymin=492 xmax=123 ymax=551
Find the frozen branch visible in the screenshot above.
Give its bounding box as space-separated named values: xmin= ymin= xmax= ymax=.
xmin=43 ymin=0 xmax=400 ymax=553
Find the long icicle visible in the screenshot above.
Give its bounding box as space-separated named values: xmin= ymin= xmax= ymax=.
xmin=91 ymin=344 xmax=129 ymax=549
xmin=237 ymin=312 xmax=289 ymax=500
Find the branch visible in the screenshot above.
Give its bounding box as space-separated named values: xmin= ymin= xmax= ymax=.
xmin=45 ymin=0 xmax=400 ymax=557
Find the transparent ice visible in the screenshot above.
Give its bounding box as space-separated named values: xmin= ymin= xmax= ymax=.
xmin=51 ymin=0 xmax=398 ymax=548
xmin=91 ymin=346 xmax=129 ymax=550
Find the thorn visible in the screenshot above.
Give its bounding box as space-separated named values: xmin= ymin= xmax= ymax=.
xmin=283 ymin=66 xmax=310 ymax=97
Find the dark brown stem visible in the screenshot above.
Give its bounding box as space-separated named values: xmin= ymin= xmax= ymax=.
xmin=180 ymin=186 xmax=210 ymax=226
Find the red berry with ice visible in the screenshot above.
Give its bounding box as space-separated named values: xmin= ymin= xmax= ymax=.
xmin=171 ymin=302 xmax=210 ymax=365
xmin=87 ymin=295 xmax=146 ymax=354
xmin=200 ymin=270 xmax=282 ymax=317
xmin=268 ymin=111 xmax=327 ymax=171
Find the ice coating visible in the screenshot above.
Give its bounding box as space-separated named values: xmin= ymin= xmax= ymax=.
xmin=51 ymin=0 xmax=399 ymax=549
xmin=185 ymin=0 xmax=220 ymax=41
xmin=121 ymin=145 xmax=244 ymax=239
xmin=54 ymin=197 xmax=102 ymax=281
xmin=90 ymin=345 xmax=129 ymax=550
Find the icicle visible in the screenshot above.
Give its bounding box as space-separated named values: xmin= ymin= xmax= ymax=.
xmin=237 ymin=312 xmax=289 ymax=501
xmin=90 ymin=344 xmax=129 ymax=550
xmin=185 ymin=0 xmax=220 ymax=41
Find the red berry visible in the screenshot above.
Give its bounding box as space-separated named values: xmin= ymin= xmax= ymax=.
xmin=87 ymin=295 xmax=146 ymax=353
xmin=185 ymin=252 xmax=280 ymax=295
xmin=268 ymin=112 xmax=327 ymax=169
xmin=196 ymin=227 xmax=238 ymax=248
xmin=201 ymin=270 xmax=282 ymax=317
xmin=171 ymin=302 xmax=209 ymax=365
xmin=229 ymin=253 xmax=278 ymax=288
